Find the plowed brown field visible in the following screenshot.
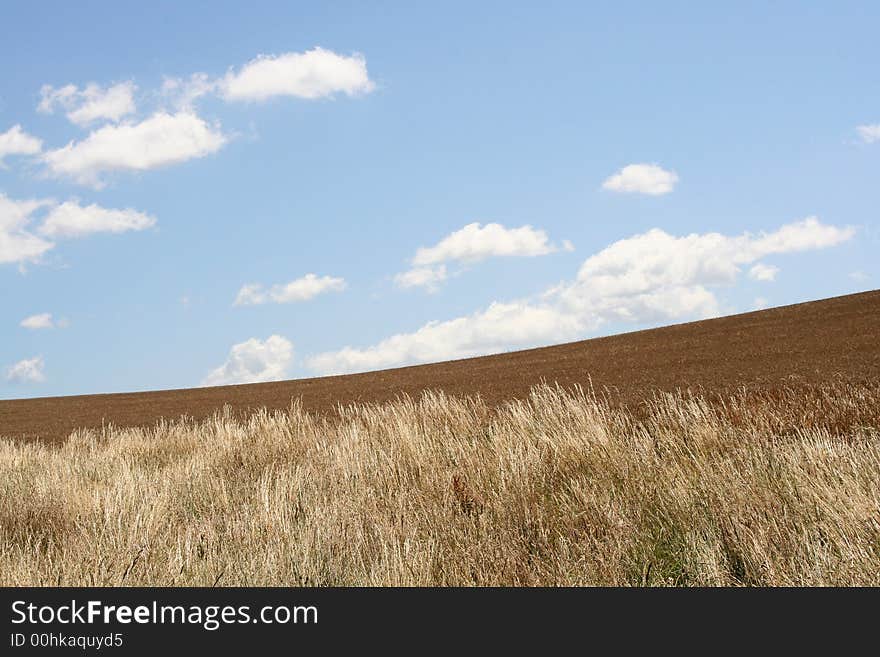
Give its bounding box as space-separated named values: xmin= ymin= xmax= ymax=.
xmin=2 ymin=289 xmax=878 ymax=444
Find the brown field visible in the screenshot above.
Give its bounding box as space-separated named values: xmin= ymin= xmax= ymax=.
xmin=2 ymin=289 xmax=879 ymax=444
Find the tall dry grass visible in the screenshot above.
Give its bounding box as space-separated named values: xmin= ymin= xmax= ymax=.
xmin=1 ymin=383 xmax=878 ymax=586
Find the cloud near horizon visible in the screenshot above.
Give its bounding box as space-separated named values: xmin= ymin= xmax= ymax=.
xmin=202 ymin=335 xmax=293 ymax=386
xmin=308 ymin=217 xmax=854 ymax=375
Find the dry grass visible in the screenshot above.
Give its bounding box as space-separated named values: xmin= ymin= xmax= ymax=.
xmin=1 ymin=383 xmax=879 ymax=586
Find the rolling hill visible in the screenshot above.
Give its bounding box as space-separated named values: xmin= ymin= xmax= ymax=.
xmin=2 ymin=289 xmax=878 ymax=443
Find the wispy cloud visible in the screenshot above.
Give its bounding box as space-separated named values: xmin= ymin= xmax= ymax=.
xmin=0 ymin=194 xmax=55 ymax=265
xmin=856 ymin=124 xmax=880 ymax=144
xmin=20 ymin=313 xmax=67 ymax=330
xmin=748 ymin=263 xmax=780 ymax=282
xmin=38 ymin=82 xmax=137 ymax=127
xmin=6 ymin=356 xmax=46 ymax=383
xmin=234 ymin=274 xmax=347 ymax=306
xmin=394 ymin=265 xmax=448 ymax=291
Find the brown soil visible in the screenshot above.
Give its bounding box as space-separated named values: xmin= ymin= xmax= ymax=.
xmin=2 ymin=290 xmax=878 ymax=444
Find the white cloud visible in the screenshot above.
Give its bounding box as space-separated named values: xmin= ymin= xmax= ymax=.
xmin=233 ymin=284 xmax=265 ymax=307
xmin=39 ymin=201 xmax=156 ymax=238
xmin=570 ymin=217 xmax=851 ymax=299
xmin=202 ymin=335 xmax=293 ymax=386
xmin=37 ymin=84 xmax=77 ymax=113
xmin=1 ymin=193 xmax=156 ymax=265
xmin=396 ymin=222 xmax=568 ymax=290
xmin=33 ymin=48 xmax=371 ymax=182
xmin=234 ymin=273 xmax=347 ymax=306
xmin=394 ymin=265 xmax=448 ymax=291
xmin=602 ymin=163 xmax=679 ymax=195
xmin=0 ymin=125 xmax=42 ymax=165
xmin=413 ymin=222 xmax=563 ymax=265
xmin=221 ymin=47 xmax=375 ymax=102
xmin=0 ymin=194 xmax=54 ymax=265
xmin=856 ymin=124 xmax=880 ymax=144
xmin=849 ymin=271 xmax=869 ymax=282
xmin=752 ymin=297 xmax=770 ymax=310
xmin=308 ymin=217 xmax=854 ymax=374
xmin=307 ymin=302 xmax=583 ymax=375
xmin=43 ymin=111 xmax=226 ymax=186
xmin=748 ymin=263 xmax=779 ymax=282
xmin=20 ymin=313 xmax=55 ymax=329
xmin=161 ymin=73 xmax=216 ymax=110
xmin=6 ymin=356 xmax=46 ymax=383
xmin=39 ymin=82 xmax=137 ymax=127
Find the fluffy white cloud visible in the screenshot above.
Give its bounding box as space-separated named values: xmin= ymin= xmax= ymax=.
xmin=748 ymin=263 xmax=779 ymax=281
xmin=413 ymin=222 xmax=564 ymax=266
xmin=0 ymin=125 xmax=42 ymax=165
xmin=0 ymin=193 xmax=156 ymax=265
xmin=752 ymin=297 xmax=770 ymax=311
xmin=309 ymin=217 xmax=853 ymax=375
xmin=38 ymin=82 xmax=136 ymax=127
xmin=221 ymin=48 xmax=374 ymax=102
xmin=570 ymin=217 xmax=851 ymax=297
xmin=396 ymin=222 xmax=570 ymax=290
xmin=602 ymin=163 xmax=679 ymax=195
xmin=43 ymin=111 xmax=226 ymax=186
xmin=33 ymin=48 xmax=371 ymax=183
xmin=6 ymin=356 xmax=46 ymax=383
xmin=856 ymin=124 xmax=880 ymax=144
xmin=394 ymin=265 xmax=448 ymax=291
xmin=202 ymin=335 xmax=293 ymax=386
xmin=39 ymin=201 xmax=156 ymax=238
xmin=234 ymin=273 xmax=347 ymax=306
xmin=0 ymin=194 xmax=54 ymax=265
xmin=20 ymin=313 xmax=56 ymax=329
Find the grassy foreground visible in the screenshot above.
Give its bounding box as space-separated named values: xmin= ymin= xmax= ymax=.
xmin=2 ymin=383 xmax=879 ymax=586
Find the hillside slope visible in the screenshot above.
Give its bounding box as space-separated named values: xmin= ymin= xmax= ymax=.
xmin=2 ymin=290 xmax=878 ymax=443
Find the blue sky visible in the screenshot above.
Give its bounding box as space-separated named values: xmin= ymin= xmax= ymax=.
xmin=1 ymin=1 xmax=878 ymax=399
